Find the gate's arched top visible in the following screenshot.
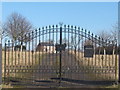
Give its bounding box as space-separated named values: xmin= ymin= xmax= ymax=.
xmin=29 ymin=24 xmax=116 ymax=45
xmin=5 ymin=24 xmax=116 ymax=46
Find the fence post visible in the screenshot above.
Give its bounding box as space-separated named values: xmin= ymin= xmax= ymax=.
xmin=0 ymin=44 xmax=2 ymax=85
xmin=59 ymin=23 xmax=63 ymax=86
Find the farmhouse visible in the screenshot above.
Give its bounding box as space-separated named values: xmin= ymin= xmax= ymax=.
xmin=36 ymin=41 xmax=56 ymax=53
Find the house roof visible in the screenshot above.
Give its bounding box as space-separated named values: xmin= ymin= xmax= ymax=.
xmin=38 ymin=42 xmax=54 ymax=46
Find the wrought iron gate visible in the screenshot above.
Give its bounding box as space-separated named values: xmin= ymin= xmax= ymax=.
xmin=3 ymin=24 xmax=118 ymax=88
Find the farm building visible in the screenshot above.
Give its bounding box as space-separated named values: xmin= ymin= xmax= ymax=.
xmin=36 ymin=41 xmax=56 ymax=53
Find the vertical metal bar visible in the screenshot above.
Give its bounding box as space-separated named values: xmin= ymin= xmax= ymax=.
xmin=18 ymin=40 xmax=20 ymax=66
xmin=14 ymin=40 xmax=17 ymax=84
xmin=25 ymin=35 xmax=27 ymax=67
xmin=64 ymin=25 xmax=66 ymax=80
xmin=84 ymin=29 xmax=87 ymax=80
xmin=41 ymin=27 xmax=44 ymax=82
xmin=98 ymin=37 xmax=101 ymax=80
xmin=108 ymin=41 xmax=111 ymax=80
xmin=71 ymin=25 xmax=73 ymax=80
xmin=0 ymin=43 xmax=2 ymax=85
xmin=48 ymin=26 xmax=49 ymax=76
xmin=21 ymin=35 xmax=23 ymax=80
xmin=35 ymin=29 xmax=37 ymax=82
xmin=56 ymin=25 xmax=58 ymax=85
xmin=9 ymin=42 xmax=11 ymax=82
xmin=92 ymin=33 xmax=94 ymax=72
xmin=10 ymin=40 xmax=13 ymax=83
xmin=32 ymin=31 xmax=34 ymax=85
xmin=95 ymin=35 xmax=97 ymax=80
xmin=4 ymin=43 xmax=6 ymax=84
xmin=75 ymin=26 xmax=77 ymax=81
xmin=75 ymin=26 xmax=77 ymax=69
xmin=7 ymin=40 xmax=10 ymax=85
xmin=81 ymin=28 xmax=84 ymax=80
xmin=49 ymin=26 xmax=51 ymax=76
xmin=112 ymin=41 xmax=115 ymax=77
xmin=105 ymin=40 xmax=107 ymax=80
xmin=118 ymin=45 xmax=120 ymax=84
xmin=11 ymin=41 xmax=13 ymax=76
xmin=88 ymin=31 xmax=90 ymax=80
xmin=115 ymin=42 xmax=118 ymax=83
xmin=52 ymin=25 xmax=55 ymax=82
xmin=28 ymin=33 xmax=30 ymax=71
xmin=38 ymin=28 xmax=41 ymax=85
xmin=118 ymin=1 xmax=120 ymax=84
xmin=92 ymin=33 xmax=94 ymax=80
xmin=78 ymin=27 xmax=80 ymax=81
xmin=59 ymin=25 xmax=62 ymax=85
xmin=67 ymin=25 xmax=70 ymax=82
xmin=25 ymin=34 xmax=27 ymax=87
xmin=101 ymin=38 xmax=104 ymax=80
xmin=43 ymin=27 xmax=45 ymax=81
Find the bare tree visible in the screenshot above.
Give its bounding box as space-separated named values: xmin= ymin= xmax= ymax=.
xmin=97 ymin=25 xmax=118 ymax=55
xmin=62 ymin=37 xmax=68 ymax=45
xmin=0 ymin=21 xmax=2 ymax=44
xmin=84 ymin=39 xmax=92 ymax=46
xmin=0 ymin=21 xmax=5 ymax=44
xmin=3 ymin=12 xmax=33 ymax=51
xmin=70 ymin=35 xmax=81 ymax=52
xmin=4 ymin=12 xmax=33 ymax=42
xmin=98 ymin=22 xmax=118 ymax=43
xmin=97 ymin=30 xmax=112 ymax=40
xmin=111 ymin=23 xmax=118 ymax=43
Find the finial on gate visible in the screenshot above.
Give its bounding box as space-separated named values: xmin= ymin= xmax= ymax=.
xmin=59 ymin=22 xmax=63 ymax=27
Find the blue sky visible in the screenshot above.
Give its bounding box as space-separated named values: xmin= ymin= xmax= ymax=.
xmin=2 ymin=2 xmax=118 ymax=35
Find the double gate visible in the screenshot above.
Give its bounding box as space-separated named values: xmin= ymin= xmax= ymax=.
xmin=3 ymin=24 xmax=118 ymax=88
